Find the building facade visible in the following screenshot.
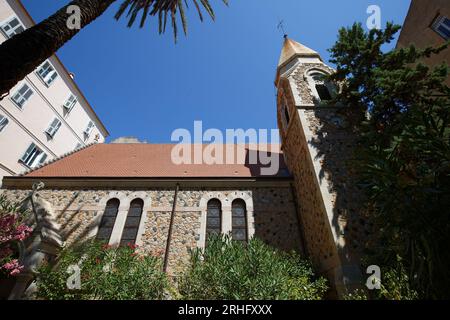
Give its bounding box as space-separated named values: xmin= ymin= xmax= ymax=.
xmin=1 ymin=36 xmax=367 ymax=298
xmin=0 ymin=144 xmax=303 ymax=276
xmin=397 ymin=0 xmax=450 ymax=85
xmin=0 ymin=0 xmax=109 ymax=182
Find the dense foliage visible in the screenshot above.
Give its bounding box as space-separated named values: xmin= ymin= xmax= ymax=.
xmin=178 ymin=235 xmax=328 ymax=300
xmin=36 ymin=241 xmax=168 ymax=300
xmin=0 ymin=195 xmax=32 ymax=276
xmin=329 ymin=22 xmax=450 ymax=299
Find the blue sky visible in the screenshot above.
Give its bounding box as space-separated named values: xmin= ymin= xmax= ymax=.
xmin=22 ymin=0 xmax=411 ymax=143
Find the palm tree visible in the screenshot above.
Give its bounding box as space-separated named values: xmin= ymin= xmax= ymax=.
xmin=0 ymin=0 xmax=228 ymax=99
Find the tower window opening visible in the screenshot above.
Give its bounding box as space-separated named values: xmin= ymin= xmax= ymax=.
xmin=315 ymin=84 xmax=332 ymax=101
xmin=284 ymin=104 xmax=290 ymax=124
xmin=311 ymin=72 xmax=333 ymax=102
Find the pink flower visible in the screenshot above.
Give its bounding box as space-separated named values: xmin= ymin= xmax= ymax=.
xmin=2 ymin=259 xmax=24 ymax=276
xmin=10 ymin=268 xmax=21 ymax=276
xmin=0 ymin=213 xmax=32 ymax=243
xmin=13 ymin=224 xmax=33 ymax=241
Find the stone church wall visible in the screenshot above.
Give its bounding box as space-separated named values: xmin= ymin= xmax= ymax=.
xmin=0 ymin=186 xmax=303 ymax=275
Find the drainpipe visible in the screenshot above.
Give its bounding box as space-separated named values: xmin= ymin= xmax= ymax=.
xmin=163 ymin=183 xmax=179 ymax=273
xmin=290 ymin=183 xmax=308 ymax=257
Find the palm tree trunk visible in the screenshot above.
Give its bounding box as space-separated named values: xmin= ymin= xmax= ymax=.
xmin=0 ymin=0 xmax=116 ymax=98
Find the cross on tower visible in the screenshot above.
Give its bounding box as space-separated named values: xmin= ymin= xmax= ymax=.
xmin=277 ymin=20 xmax=288 ymax=38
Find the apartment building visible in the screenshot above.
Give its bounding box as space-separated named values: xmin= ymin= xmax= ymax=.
xmin=0 ymin=0 xmax=109 ymax=182
xmin=397 ymin=0 xmax=450 ymax=85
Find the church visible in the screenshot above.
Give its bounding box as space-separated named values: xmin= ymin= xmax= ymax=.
xmin=0 ymin=37 xmax=367 ymax=298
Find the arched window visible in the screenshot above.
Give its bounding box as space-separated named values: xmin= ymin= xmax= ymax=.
xmin=96 ymin=198 xmax=120 ymax=243
xmin=120 ymin=198 xmax=144 ymax=247
xmin=232 ymin=199 xmax=248 ymax=242
xmin=311 ymin=72 xmax=332 ymax=101
xmin=206 ymin=199 xmax=222 ymax=245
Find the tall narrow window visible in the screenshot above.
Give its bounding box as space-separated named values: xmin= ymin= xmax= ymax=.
xmin=96 ymin=198 xmax=120 ymax=243
xmin=206 ymin=199 xmax=222 ymax=245
xmin=20 ymin=143 xmax=47 ymax=168
xmin=0 ymin=114 xmax=9 ymax=132
xmin=45 ymin=118 xmax=62 ymax=138
xmin=37 ymin=61 xmax=58 ymax=86
xmin=432 ymin=15 xmax=450 ymax=40
xmin=281 ymin=102 xmax=290 ymax=130
xmin=11 ymin=83 xmax=33 ymax=108
xmin=0 ymin=17 xmax=25 ymax=38
xmin=120 ymin=198 xmax=144 ymax=247
xmin=232 ymin=199 xmax=248 ymax=242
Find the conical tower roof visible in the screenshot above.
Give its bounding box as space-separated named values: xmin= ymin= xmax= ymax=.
xmin=275 ymin=36 xmax=322 ymax=86
xmin=278 ymin=37 xmax=321 ymax=68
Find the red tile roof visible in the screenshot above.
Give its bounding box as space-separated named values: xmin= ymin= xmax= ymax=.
xmin=24 ymin=144 xmax=290 ymax=179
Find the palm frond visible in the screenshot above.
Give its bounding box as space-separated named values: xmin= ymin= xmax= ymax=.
xmin=115 ymin=0 xmax=229 ymax=42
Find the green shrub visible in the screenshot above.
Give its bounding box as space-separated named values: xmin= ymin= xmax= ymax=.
xmin=36 ymin=241 xmax=168 ymax=300
xmin=377 ymin=258 xmax=419 ymax=300
xmin=345 ymin=258 xmax=418 ymax=300
xmin=178 ymin=235 xmax=328 ymax=300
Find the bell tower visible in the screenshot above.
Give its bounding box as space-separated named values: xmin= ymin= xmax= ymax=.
xmin=275 ymin=36 xmax=366 ymax=298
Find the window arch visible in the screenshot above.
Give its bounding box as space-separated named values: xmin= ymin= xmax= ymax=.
xmin=206 ymin=199 xmax=222 ymax=244
xmin=96 ymin=198 xmax=120 ymax=243
xmin=232 ymin=199 xmax=248 ymax=242
xmin=120 ymin=198 xmax=144 ymax=247
xmin=310 ymin=72 xmax=333 ymax=102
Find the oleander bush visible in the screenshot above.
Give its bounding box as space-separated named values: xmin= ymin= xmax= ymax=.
xmin=36 ymin=241 xmax=168 ymax=300
xmin=178 ymin=235 xmax=328 ymax=300
xmin=0 ymin=195 xmax=33 ymax=277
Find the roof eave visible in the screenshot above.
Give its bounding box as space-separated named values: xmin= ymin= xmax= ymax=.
xmin=1 ymin=176 xmax=294 ymax=189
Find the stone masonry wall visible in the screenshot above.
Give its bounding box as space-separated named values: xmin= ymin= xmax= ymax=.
xmin=0 ymin=186 xmax=302 ymax=275
xmin=278 ymin=61 xmax=368 ymax=296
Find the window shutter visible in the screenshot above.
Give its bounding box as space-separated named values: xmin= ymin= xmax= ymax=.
xmin=1 ymin=17 xmax=24 ymax=38
xmin=37 ymin=61 xmax=58 ymax=85
xmin=12 ymin=84 xmax=33 ymax=108
xmin=38 ymin=153 xmax=48 ymax=165
xmin=84 ymin=121 xmax=95 ymax=135
xmin=46 ymin=70 xmax=58 ymax=85
xmin=63 ymin=94 xmax=77 ymax=111
xmin=21 ymin=143 xmax=36 ymax=162
xmin=0 ymin=115 xmax=8 ymax=132
xmin=46 ymin=118 xmax=62 ymax=137
xmin=432 ymin=16 xmax=450 ymax=40
xmin=23 ymin=87 xmax=33 ymax=100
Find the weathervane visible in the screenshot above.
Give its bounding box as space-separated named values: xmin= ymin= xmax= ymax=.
xmin=277 ymin=19 xmax=288 ymax=38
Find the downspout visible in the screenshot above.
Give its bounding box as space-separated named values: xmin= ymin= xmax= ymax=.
xmin=163 ymin=183 xmax=179 ymax=273
xmin=290 ymin=182 xmax=308 ymax=257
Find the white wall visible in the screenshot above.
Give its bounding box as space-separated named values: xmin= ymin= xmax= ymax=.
xmin=0 ymin=0 xmax=108 ymax=183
